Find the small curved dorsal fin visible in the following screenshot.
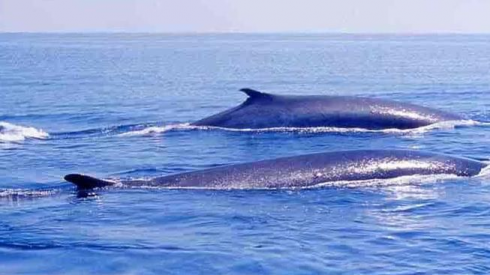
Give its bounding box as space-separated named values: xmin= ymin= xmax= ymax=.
xmin=239 ymin=88 xmax=271 ymax=99
xmin=65 ymin=174 xmax=117 ymax=189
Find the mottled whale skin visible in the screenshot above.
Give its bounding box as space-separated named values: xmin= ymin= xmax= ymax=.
xmin=65 ymin=150 xmax=486 ymax=190
xmin=191 ymin=89 xmax=462 ymax=130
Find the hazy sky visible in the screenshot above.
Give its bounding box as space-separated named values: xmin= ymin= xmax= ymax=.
xmin=1 ymin=0 xmax=490 ymax=33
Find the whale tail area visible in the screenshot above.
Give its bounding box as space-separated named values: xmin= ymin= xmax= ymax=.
xmin=64 ymin=174 xmax=117 ymax=189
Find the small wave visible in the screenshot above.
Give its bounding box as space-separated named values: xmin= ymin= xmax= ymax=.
xmin=118 ymin=120 xmax=477 ymax=137
xmin=0 ymin=121 xmax=49 ymax=142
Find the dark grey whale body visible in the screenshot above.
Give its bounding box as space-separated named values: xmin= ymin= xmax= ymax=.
xmin=192 ymin=89 xmax=462 ymax=130
xmin=65 ymin=150 xmax=486 ymax=190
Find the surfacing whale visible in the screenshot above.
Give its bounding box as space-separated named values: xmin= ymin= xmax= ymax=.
xmin=191 ymin=89 xmax=462 ymax=130
xmin=65 ymin=150 xmax=486 ymax=190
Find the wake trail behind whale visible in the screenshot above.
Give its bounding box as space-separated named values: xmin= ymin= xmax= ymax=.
xmin=117 ymin=123 xmax=194 ymax=136
xmin=117 ymin=120 xmax=479 ymax=137
xmin=2 ymin=119 xmax=483 ymax=142
xmin=0 ymin=188 xmax=65 ymax=200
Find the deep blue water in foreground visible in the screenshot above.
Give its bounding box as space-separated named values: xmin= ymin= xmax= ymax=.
xmin=1 ymin=34 xmax=490 ymax=274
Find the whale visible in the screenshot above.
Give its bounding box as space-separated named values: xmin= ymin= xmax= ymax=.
xmin=64 ymin=150 xmax=486 ymax=190
xmin=191 ymin=88 xmax=463 ymax=130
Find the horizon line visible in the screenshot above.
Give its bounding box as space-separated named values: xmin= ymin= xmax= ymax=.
xmin=1 ymin=31 xmax=490 ymax=35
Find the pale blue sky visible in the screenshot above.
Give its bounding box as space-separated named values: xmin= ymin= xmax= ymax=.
xmin=1 ymin=0 xmax=490 ymax=33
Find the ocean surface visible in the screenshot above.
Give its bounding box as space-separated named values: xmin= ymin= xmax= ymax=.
xmin=1 ymin=33 xmax=490 ymax=274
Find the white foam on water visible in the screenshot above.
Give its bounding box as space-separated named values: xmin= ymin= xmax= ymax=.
xmin=118 ymin=120 xmax=478 ymax=137
xmin=0 ymin=121 xmax=49 ymax=142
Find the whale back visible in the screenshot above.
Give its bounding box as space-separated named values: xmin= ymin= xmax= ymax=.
xmin=191 ymin=88 xmax=462 ymax=129
xmin=148 ymin=150 xmax=485 ymax=189
xmin=64 ymin=150 xmax=486 ymax=190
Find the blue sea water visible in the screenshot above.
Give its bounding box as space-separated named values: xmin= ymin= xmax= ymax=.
xmin=1 ymin=33 xmax=490 ymax=274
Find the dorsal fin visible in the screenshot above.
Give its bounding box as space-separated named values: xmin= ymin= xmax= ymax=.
xmin=239 ymin=88 xmax=271 ymax=99
xmin=64 ymin=174 xmax=117 ymax=189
